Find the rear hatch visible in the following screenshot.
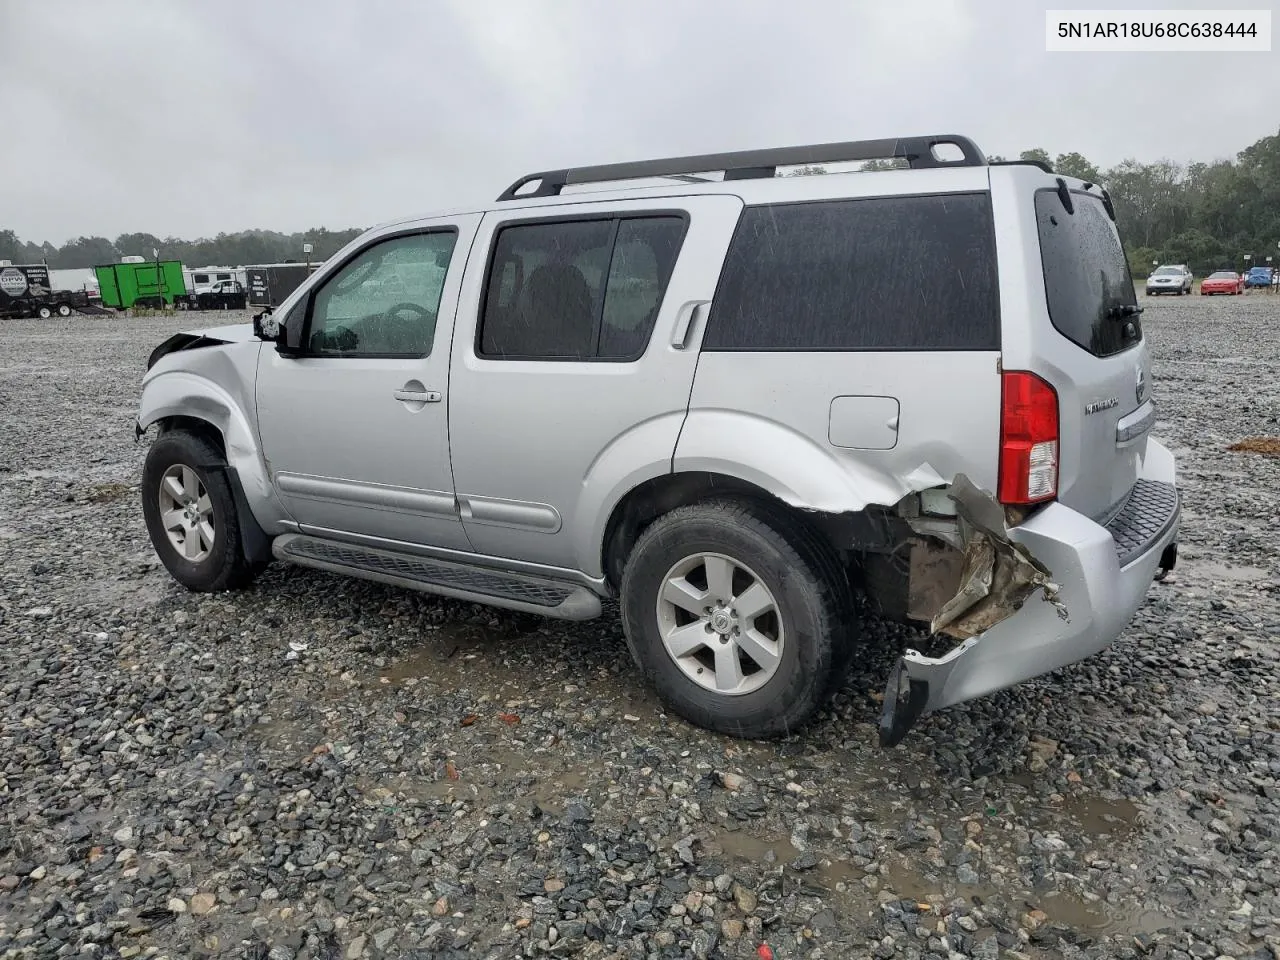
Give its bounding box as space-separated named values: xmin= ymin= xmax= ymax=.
xmin=1022 ymin=182 xmax=1150 ymax=523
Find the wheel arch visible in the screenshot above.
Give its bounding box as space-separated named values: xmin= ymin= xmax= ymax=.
xmin=138 ymin=370 xmax=289 ymax=534
xmin=600 ymin=470 xmax=861 ymax=593
xmin=590 ymin=412 xmax=932 ymax=587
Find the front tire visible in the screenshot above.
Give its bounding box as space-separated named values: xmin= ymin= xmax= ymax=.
xmin=620 ymin=500 xmax=855 ymax=739
xmin=56 ymin=303 xmax=72 ymax=317
xmin=141 ymin=430 xmax=263 ymax=592
xmin=37 ymin=305 xmax=52 ymax=319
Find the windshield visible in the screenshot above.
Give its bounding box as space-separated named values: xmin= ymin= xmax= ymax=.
xmin=1209 ymin=271 xmax=1235 ymax=279
xmin=1153 ymin=266 xmax=1181 ymax=276
xmin=1034 ymin=188 xmax=1140 ymax=358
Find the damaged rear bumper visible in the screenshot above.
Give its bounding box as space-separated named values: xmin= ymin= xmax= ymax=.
xmin=880 ymin=438 xmax=1180 ymax=747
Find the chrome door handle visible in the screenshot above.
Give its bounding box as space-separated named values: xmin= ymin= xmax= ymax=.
xmin=394 ymin=389 xmax=441 ymax=402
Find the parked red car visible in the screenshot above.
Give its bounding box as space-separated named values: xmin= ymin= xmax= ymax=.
xmin=1200 ymin=270 xmax=1244 ymax=295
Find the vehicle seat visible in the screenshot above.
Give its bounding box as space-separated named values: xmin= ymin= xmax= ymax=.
xmin=513 ymin=263 xmax=596 ymax=358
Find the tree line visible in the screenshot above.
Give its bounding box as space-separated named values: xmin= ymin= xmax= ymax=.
xmin=1005 ymin=136 xmax=1280 ymax=278
xmin=4 ymin=127 xmax=1278 ymax=279
xmin=792 ymin=128 xmax=1280 ymax=278
xmin=0 ymin=226 xmax=364 ymax=271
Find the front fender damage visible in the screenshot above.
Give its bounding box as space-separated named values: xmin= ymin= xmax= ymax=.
xmin=869 ymin=474 xmax=1069 ymax=748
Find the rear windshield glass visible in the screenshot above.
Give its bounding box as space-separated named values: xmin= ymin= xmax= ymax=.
xmin=703 ymin=192 xmax=1000 ymax=352
xmin=1034 ymin=189 xmax=1140 ymax=358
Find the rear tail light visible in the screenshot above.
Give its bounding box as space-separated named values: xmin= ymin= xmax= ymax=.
xmin=998 ymin=371 xmax=1059 ymax=505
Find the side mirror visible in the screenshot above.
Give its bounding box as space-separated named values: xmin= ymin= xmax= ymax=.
xmin=252 ymin=307 xmax=279 ymax=342
xmin=256 ymin=305 xmax=307 ymax=357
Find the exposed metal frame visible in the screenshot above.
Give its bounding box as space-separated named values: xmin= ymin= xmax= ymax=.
xmin=496 ymin=135 xmax=987 ymax=202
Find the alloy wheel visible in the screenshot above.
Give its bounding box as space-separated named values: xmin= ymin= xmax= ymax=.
xmin=655 ymin=552 xmax=784 ymax=696
xmin=157 ymin=463 xmax=215 ymax=562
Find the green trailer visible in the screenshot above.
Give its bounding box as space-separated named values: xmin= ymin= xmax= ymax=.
xmin=95 ymin=260 xmax=188 ymax=310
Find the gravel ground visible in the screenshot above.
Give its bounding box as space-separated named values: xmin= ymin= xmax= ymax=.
xmin=2 ymin=294 xmax=1279 ymax=960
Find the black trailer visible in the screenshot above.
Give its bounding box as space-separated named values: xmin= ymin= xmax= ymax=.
xmin=0 ymin=264 xmax=92 ymax=319
xmin=245 ymin=262 xmax=317 ymax=308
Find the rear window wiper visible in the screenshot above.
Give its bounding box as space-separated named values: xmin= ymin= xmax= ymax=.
xmin=1107 ymin=304 xmax=1144 ymax=319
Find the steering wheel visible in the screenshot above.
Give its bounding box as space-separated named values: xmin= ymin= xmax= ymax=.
xmin=384 ymin=302 xmax=432 ymax=322
xmin=375 ymin=301 xmax=434 ymax=352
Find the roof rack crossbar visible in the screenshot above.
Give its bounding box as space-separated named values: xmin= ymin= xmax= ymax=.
xmin=496 ymin=134 xmax=986 ymax=201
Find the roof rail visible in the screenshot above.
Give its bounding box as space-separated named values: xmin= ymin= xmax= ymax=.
xmin=989 ymin=158 xmax=1054 ymax=174
xmin=496 ymin=134 xmax=987 ymax=202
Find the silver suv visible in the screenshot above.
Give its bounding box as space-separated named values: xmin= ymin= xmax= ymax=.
xmin=135 ymin=135 xmax=1180 ymax=746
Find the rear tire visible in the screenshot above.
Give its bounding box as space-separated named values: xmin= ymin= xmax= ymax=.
xmin=37 ymin=305 xmax=52 ymax=319
xmin=620 ymin=499 xmax=856 ymax=739
xmin=56 ymin=303 xmax=72 ymax=317
xmin=141 ymin=430 xmax=263 ymax=592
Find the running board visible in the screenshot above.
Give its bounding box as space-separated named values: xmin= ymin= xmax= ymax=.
xmin=273 ymin=534 xmax=602 ymax=621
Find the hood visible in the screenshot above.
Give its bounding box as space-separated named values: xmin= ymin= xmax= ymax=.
xmin=146 ymin=322 xmax=257 ymax=370
xmin=190 ymin=322 xmax=256 ymax=342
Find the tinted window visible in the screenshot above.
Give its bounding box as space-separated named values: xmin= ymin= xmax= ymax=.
xmin=702 ymin=193 xmax=999 ymax=352
xmin=600 ymin=219 xmax=686 ymax=358
xmin=1035 ymin=190 xmax=1140 ymax=358
xmin=479 ymin=215 xmax=687 ymax=360
xmin=307 ymin=231 xmax=456 ymax=357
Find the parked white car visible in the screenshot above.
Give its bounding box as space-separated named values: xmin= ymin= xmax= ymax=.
xmin=1145 ymin=264 xmax=1193 ymax=295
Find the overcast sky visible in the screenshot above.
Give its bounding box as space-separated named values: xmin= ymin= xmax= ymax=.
xmin=3 ymin=0 xmax=1277 ymax=245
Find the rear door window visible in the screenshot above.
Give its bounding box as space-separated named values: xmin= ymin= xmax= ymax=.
xmin=702 ymin=192 xmax=1000 ymax=352
xmin=478 ymin=215 xmax=688 ymax=360
xmin=1034 ymin=189 xmax=1140 ymax=358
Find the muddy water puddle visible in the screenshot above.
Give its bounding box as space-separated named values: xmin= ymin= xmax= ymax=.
xmin=1063 ymin=795 xmax=1139 ymax=836
xmin=1030 ymin=793 xmax=1142 ymax=840
xmin=710 ymin=828 xmax=800 ymax=867
xmin=1035 ymin=892 xmax=1175 ymax=936
xmin=367 ymin=621 xmax=662 ymax=718
xmin=353 ymin=623 xmax=541 ymax=700
xmin=707 ymin=827 xmax=862 ymax=897
xmin=248 ymin=716 xmax=319 ymax=755
xmin=708 ymin=792 xmax=1173 ymax=937
xmin=883 ymin=860 xmax=1175 ymax=936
